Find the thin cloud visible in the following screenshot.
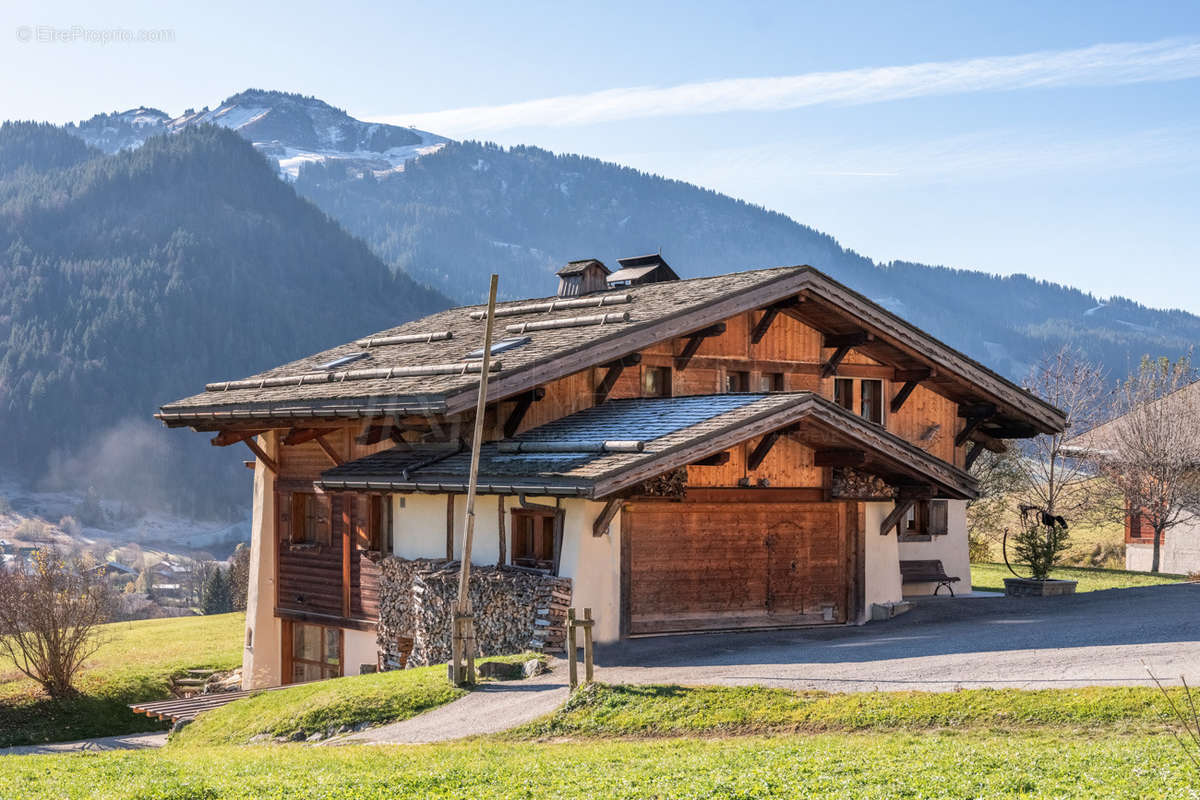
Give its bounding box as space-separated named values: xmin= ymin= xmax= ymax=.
xmin=378 ymin=38 xmax=1200 ymax=134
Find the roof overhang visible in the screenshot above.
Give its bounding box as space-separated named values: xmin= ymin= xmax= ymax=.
xmin=316 ymin=393 xmax=978 ymax=501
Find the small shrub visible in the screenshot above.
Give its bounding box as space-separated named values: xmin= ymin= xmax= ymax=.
xmin=58 ymin=515 xmax=82 ymax=537
xmin=968 ymin=532 xmax=992 ymax=562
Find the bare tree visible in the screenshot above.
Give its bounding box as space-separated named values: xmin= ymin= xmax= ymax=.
xmin=1091 ymin=354 xmax=1200 ymax=573
xmin=1014 ymin=346 xmax=1108 ymax=521
xmin=0 ymin=548 xmax=115 ymax=698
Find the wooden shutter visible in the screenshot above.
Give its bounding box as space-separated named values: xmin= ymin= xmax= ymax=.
xmin=276 ymin=491 xmax=292 ymax=544
xmin=930 ymin=500 xmax=948 ymax=535
xmin=315 ymin=494 xmax=332 ymax=547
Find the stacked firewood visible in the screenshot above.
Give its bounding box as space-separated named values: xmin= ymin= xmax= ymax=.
xmin=376 ymin=557 xmax=572 ymax=668
xmin=831 ymin=467 xmax=896 ymax=500
xmin=640 ymin=467 xmax=687 ymax=497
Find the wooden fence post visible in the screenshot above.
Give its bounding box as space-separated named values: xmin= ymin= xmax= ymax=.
xmin=583 ymin=607 xmax=594 ymax=685
xmin=567 ymin=607 xmax=578 ymax=690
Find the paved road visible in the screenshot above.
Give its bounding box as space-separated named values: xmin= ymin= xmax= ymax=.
xmin=348 ymin=583 xmax=1200 ymax=743
xmin=595 ymin=582 xmax=1200 ymax=692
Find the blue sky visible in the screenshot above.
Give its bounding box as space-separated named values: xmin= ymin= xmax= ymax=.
xmin=3 ymin=1 xmax=1199 ymax=312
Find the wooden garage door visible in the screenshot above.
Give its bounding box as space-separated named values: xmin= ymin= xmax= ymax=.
xmin=625 ymin=502 xmax=849 ymax=634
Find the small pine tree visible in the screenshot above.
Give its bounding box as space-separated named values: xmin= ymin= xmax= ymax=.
xmin=1011 ymin=507 xmax=1071 ymax=581
xmin=201 ymin=567 xmax=233 ymax=615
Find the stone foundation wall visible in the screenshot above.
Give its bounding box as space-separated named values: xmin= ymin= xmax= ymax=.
xmin=376 ymin=558 xmax=571 ymax=668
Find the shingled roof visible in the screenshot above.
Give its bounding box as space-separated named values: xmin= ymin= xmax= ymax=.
xmin=317 ymin=392 xmax=979 ymax=499
xmin=157 ymin=264 xmax=1065 ymax=436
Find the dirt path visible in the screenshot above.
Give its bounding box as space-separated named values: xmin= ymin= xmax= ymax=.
xmin=0 ymin=731 xmax=167 ymax=756
xmin=336 ymin=664 xmax=570 ymax=745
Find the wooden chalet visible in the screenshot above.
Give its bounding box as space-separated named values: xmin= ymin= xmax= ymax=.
xmin=158 ymin=262 xmax=1065 ymax=688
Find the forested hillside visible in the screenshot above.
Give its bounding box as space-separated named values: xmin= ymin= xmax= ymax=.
xmin=0 ymin=123 xmax=448 ymax=515
xmin=294 ymin=140 xmax=1200 ymax=380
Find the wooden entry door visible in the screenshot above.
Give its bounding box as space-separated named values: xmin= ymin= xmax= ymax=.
xmin=624 ymin=502 xmax=849 ymax=635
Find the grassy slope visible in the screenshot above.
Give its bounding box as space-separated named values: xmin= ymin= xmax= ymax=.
xmin=0 ymin=613 xmax=243 ymax=747
xmin=506 ymin=683 xmax=1182 ymax=739
xmin=175 ymin=654 xmax=540 ymax=746
xmin=971 ymin=562 xmax=1186 ymax=593
xmin=4 ymin=685 xmax=1197 ymax=797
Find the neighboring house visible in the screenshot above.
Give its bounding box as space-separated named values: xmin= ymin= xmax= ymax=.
xmin=158 ymin=259 xmax=1064 ymax=688
xmin=1069 ymin=380 xmax=1200 ymax=574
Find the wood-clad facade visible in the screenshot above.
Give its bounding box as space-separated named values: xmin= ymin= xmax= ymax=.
xmin=158 ymin=262 xmax=1064 ymax=687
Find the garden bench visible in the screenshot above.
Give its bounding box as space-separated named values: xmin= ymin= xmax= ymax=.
xmin=899 ymin=559 xmax=961 ymax=596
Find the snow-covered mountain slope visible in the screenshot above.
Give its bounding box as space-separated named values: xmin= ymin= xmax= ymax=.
xmin=69 ymin=89 xmax=448 ymax=179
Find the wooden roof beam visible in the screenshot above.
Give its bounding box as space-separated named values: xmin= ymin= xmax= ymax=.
xmin=282 ymin=427 xmax=330 ymax=447
xmin=355 ymin=424 xmax=408 ymax=446
xmin=814 ymin=448 xmax=866 ymax=467
xmin=594 ymin=354 xmax=642 ymax=405
xmin=592 ymin=498 xmax=622 ymax=538
xmin=964 ymin=441 xmax=985 ymax=471
xmin=675 ymin=323 xmax=726 ymax=371
xmin=750 ymin=297 xmax=802 ymax=344
xmin=502 ymin=387 xmax=547 ymax=438
xmin=691 ymin=451 xmax=730 ymax=467
xmin=747 ymin=430 xmax=783 ymax=470
xmin=820 ymin=332 xmax=872 ymax=378
xmin=880 ymin=498 xmax=915 ymax=536
xmin=889 ymin=368 xmax=932 ymax=414
xmin=210 ymin=429 xmax=265 ymax=447
xmin=955 ymin=403 xmax=998 ymax=447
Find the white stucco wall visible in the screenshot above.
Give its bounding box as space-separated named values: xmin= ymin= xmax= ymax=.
xmin=556 ymin=499 xmax=622 ymax=643
xmin=390 ymin=493 xmax=453 ymax=560
xmin=242 ymin=432 xmax=282 ymax=690
xmin=1127 ymin=514 xmax=1200 ymax=574
xmin=898 ymin=500 xmax=971 ymax=596
xmin=343 ymin=628 xmax=380 ymax=675
xmin=387 ymin=493 xmax=623 ymax=644
xmin=862 ymin=501 xmax=903 ymax=615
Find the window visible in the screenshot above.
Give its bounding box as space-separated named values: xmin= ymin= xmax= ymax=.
xmin=290 ymin=493 xmax=330 ymax=545
xmin=726 ymin=371 xmax=750 ymax=393
xmin=315 ymin=352 xmax=368 ymax=371
xmin=642 ymin=366 xmax=672 ymax=397
xmin=834 ymin=378 xmax=854 ymax=410
xmin=465 ymin=336 xmax=530 ymax=359
xmin=860 ymin=379 xmax=883 ymax=424
xmin=900 ymin=500 xmax=949 ymax=539
xmin=757 ymin=372 xmax=785 ymax=392
xmin=290 ymin=622 xmax=341 ymax=683
xmin=367 ymin=495 xmax=392 ymax=553
xmin=510 ymin=509 xmax=558 ymax=572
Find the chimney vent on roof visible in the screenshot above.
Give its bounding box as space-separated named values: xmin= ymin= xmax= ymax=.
xmin=607 ymin=254 xmax=680 ymax=287
xmin=556 ymin=259 xmax=611 ymax=297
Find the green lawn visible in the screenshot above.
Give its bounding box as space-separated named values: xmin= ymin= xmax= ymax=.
xmin=5 ymin=683 xmax=1199 ymax=797
xmin=175 ymin=653 xmax=541 ymax=746
xmin=507 ymin=683 xmax=1183 ymax=739
xmin=970 ymin=562 xmax=1187 ymax=593
xmin=0 ymin=613 xmax=244 ymax=747
xmin=0 ymin=732 xmax=1194 ymax=799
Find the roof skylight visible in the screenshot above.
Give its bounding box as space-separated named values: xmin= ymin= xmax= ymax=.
xmin=465 ymin=337 xmax=530 ymax=360
xmin=315 ymin=352 xmax=369 ymax=371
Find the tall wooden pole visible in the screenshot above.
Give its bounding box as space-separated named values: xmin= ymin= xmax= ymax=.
xmin=452 ymin=273 xmax=499 ymax=685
